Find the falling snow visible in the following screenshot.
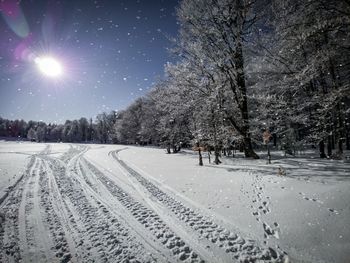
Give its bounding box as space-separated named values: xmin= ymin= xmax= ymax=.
xmin=0 ymin=0 xmax=178 ymax=123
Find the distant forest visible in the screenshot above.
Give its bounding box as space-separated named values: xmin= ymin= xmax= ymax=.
xmin=1 ymin=0 xmax=350 ymax=161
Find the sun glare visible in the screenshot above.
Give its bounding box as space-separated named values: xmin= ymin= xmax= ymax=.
xmin=35 ymin=56 xmax=63 ymax=77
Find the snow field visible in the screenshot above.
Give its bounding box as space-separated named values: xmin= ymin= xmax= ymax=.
xmin=118 ymin=146 xmax=350 ymax=263
xmin=0 ymin=142 xmax=349 ymax=263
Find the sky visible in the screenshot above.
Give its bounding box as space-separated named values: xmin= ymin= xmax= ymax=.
xmin=0 ymin=0 xmax=180 ymax=123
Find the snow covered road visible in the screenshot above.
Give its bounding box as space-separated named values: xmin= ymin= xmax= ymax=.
xmin=0 ymin=142 xmax=349 ymax=263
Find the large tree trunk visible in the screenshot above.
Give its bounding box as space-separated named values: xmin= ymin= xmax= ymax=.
xmin=327 ymin=135 xmax=332 ymax=157
xmin=196 ymin=142 xmax=203 ymax=166
xmin=243 ymin=136 xmax=259 ymax=159
xmin=336 ymin=103 xmax=345 ymax=155
xmin=166 ymin=144 xmax=171 ymax=154
xmin=198 ymin=148 xmax=203 ymax=166
xmin=331 ymin=132 xmax=336 ymax=150
xmin=338 ymin=138 xmax=344 ymax=155
xmin=214 ymin=146 xmax=221 ymax=165
xmin=234 ymin=39 xmax=259 ymax=159
xmin=319 ymin=140 xmax=326 ymax=158
xmin=273 ymin=133 xmax=277 ymax=147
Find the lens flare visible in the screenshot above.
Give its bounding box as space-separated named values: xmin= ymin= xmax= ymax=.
xmin=35 ymin=56 xmax=63 ymax=77
xmin=0 ymin=0 xmax=29 ymax=38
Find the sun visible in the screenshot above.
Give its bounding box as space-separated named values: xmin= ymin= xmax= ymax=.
xmin=35 ymin=56 xmax=63 ymax=77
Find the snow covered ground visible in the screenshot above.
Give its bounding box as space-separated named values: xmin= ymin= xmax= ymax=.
xmin=0 ymin=141 xmax=45 ymax=203
xmin=0 ymin=142 xmax=349 ymax=263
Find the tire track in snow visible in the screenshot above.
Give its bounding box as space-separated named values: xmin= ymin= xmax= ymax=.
xmin=0 ymin=155 xmax=37 ymax=263
xmin=39 ymin=159 xmax=79 ymax=263
xmin=3 ymin=144 xmax=166 ymax=263
xmin=0 ymin=145 xmax=56 ymax=263
xmin=111 ymin=149 xmax=288 ymax=262
xmin=74 ymin=151 xmax=182 ymax=262
xmin=18 ymin=157 xmax=40 ymax=261
xmin=19 ymin=144 xmax=75 ymax=263
xmin=19 ymin=158 xmax=56 ymax=262
xmin=80 ymin=156 xmax=205 ymax=262
xmin=43 ymin=145 xmax=164 ymax=263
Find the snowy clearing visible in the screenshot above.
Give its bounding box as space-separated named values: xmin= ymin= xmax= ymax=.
xmin=0 ymin=141 xmax=349 ymax=263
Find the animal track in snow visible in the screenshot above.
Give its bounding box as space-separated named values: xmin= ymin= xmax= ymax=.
xmin=328 ymin=208 xmax=339 ymax=215
xmin=299 ymin=192 xmax=323 ymax=204
xmin=244 ymin=172 xmax=283 ymax=245
xmin=298 ymin=192 xmax=340 ymax=215
xmin=263 ymin=222 xmax=280 ymax=239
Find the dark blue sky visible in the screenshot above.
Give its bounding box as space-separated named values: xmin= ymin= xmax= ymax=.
xmin=0 ymin=0 xmax=180 ymax=123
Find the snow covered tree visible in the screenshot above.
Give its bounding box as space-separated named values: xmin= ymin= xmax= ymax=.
xmin=114 ymin=99 xmax=144 ymax=144
xmin=50 ymin=124 xmax=63 ymax=142
xmin=138 ymin=91 xmax=162 ymax=145
xmin=35 ymin=122 xmax=47 ymax=142
xmin=164 ymin=61 xmax=227 ymax=161
xmin=176 ymin=0 xmax=262 ymax=158
xmin=94 ymin=111 xmax=117 ymax=144
xmin=27 ymin=127 xmax=36 ymax=141
xmin=150 ymin=79 xmax=193 ymax=153
xmin=69 ymin=120 xmax=81 ymax=142
xmin=251 ymin=0 xmax=350 ymax=157
xmin=78 ymin=118 xmax=89 ymax=142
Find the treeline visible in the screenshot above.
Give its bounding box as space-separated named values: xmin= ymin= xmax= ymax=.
xmin=2 ymin=0 xmax=350 ymax=162
xmin=0 ymin=112 xmax=117 ymax=144
xmin=114 ymin=0 xmax=350 ymax=160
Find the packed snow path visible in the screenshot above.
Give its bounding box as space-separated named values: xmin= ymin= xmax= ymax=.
xmin=0 ymin=143 xmax=289 ymax=263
